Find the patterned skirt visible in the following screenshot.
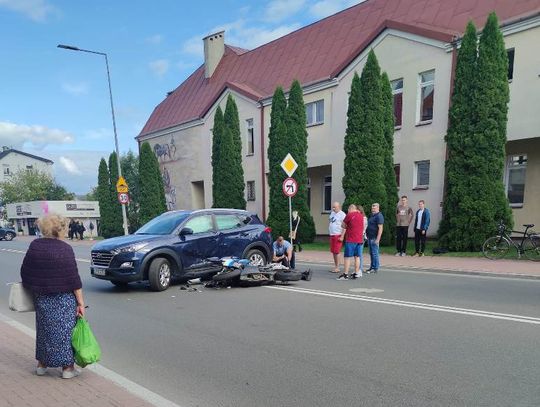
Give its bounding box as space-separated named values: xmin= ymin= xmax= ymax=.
xmin=34 ymin=292 xmax=77 ymax=368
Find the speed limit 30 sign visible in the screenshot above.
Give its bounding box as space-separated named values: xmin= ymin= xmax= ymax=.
xmin=118 ymin=192 xmax=130 ymax=205
xmin=282 ymin=177 xmax=298 ymax=197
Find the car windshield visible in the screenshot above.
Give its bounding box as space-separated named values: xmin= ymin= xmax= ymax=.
xmin=135 ymin=212 xmax=190 ymax=235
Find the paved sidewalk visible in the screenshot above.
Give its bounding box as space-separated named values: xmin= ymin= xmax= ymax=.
xmin=0 ymin=318 xmax=154 ymax=407
xmin=296 ymin=250 xmax=540 ymax=279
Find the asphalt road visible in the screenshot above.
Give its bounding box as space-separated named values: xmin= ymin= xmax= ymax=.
xmin=1 ymin=239 xmax=539 ymax=407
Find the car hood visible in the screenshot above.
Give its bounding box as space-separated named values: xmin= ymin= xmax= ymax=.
xmin=91 ymin=234 xmax=165 ymax=251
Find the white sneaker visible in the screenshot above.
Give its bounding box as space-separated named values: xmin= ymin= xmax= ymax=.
xmin=394 ymin=252 xmax=401 ymax=257
xmin=352 ymin=272 xmax=362 ymax=279
xmin=400 ymin=252 xmax=406 ymax=257
xmin=36 ymin=366 xmax=48 ymax=376
xmin=62 ymin=369 xmax=80 ymax=379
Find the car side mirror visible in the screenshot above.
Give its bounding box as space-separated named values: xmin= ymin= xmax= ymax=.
xmin=179 ymin=227 xmax=193 ymax=236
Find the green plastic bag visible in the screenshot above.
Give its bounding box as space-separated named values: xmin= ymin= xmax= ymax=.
xmin=71 ymin=317 xmax=101 ymax=367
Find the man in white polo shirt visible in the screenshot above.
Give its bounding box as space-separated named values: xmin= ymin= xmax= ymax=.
xmin=329 ymin=202 xmax=346 ymax=273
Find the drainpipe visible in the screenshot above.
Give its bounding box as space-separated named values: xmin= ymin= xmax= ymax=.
xmin=259 ymin=101 xmax=267 ymax=221
xmin=442 ymin=40 xmax=459 ymax=219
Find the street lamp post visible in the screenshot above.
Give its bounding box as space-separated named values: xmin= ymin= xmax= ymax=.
xmin=58 ymin=44 xmax=129 ymax=236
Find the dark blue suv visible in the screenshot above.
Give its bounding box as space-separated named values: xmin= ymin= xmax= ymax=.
xmin=90 ymin=209 xmax=272 ymax=291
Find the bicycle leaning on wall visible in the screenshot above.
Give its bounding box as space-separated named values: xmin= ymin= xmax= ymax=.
xmin=482 ymin=221 xmax=540 ymax=261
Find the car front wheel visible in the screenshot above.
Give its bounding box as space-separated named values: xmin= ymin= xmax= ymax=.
xmin=148 ymin=258 xmax=172 ymax=291
xmin=4 ymin=233 xmax=14 ymax=241
xmin=245 ymin=249 xmax=266 ymax=266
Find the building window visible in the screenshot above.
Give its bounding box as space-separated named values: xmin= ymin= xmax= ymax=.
xmin=394 ymin=164 xmax=400 ymax=187
xmin=418 ymin=70 xmax=435 ymax=123
xmin=246 ymin=181 xmax=256 ymax=201
xmin=414 ymin=160 xmax=430 ymax=188
xmin=306 ymin=100 xmax=324 ymax=126
xmin=507 ymin=48 xmax=515 ymax=81
xmin=323 ymin=175 xmax=332 ymax=212
xmin=307 ymin=177 xmax=311 ymax=210
xmin=3 ymin=164 xmax=10 ymax=176
xmin=505 ymin=154 xmax=527 ymax=206
xmin=246 ymin=119 xmax=254 ymax=155
xmin=391 ymin=79 xmax=403 ymax=127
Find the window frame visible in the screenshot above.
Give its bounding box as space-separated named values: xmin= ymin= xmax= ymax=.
xmin=394 ymin=164 xmax=401 ymax=188
xmin=417 ymin=70 xmax=435 ymax=125
xmin=413 ymin=160 xmax=430 ymax=189
xmin=505 ymin=154 xmax=527 ymax=207
xmin=305 ymin=100 xmax=324 ymax=127
xmin=246 ymin=180 xmax=256 ymax=202
xmin=322 ymin=175 xmax=332 ymax=213
xmin=391 ymin=78 xmax=403 ymax=129
xmin=507 ymin=48 xmax=515 ymax=81
xmin=246 ymin=118 xmax=254 ymax=156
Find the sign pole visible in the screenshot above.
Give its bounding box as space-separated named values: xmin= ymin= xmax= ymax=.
xmin=288 ymin=195 xmax=293 ymax=245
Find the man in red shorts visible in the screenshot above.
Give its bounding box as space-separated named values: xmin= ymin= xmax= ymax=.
xmin=328 ymin=202 xmax=346 ymax=273
xmin=338 ymin=204 xmax=365 ymax=280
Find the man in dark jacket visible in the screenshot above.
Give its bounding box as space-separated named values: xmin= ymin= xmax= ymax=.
xmin=413 ymin=200 xmax=430 ymax=256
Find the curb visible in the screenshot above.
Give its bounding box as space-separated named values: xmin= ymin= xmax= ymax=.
xmin=296 ymin=259 xmax=540 ymax=280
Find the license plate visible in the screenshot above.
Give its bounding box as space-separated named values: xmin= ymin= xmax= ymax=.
xmin=93 ymin=268 xmax=106 ymax=276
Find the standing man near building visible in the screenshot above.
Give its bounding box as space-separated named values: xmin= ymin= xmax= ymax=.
xmin=395 ymin=195 xmax=413 ymax=256
xmin=337 ymin=204 xmax=364 ymax=280
xmin=366 ymin=203 xmax=384 ymax=273
xmin=329 ymin=202 xmax=346 ymax=273
xmin=413 ymin=200 xmax=430 ymax=257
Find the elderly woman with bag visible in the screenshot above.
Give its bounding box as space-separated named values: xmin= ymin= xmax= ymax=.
xmin=20 ymin=214 xmax=85 ymax=379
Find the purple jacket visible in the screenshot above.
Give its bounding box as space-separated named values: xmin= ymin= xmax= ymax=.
xmin=20 ymin=238 xmax=82 ymax=295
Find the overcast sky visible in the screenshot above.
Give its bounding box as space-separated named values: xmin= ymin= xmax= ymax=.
xmin=0 ymin=0 xmax=360 ymax=194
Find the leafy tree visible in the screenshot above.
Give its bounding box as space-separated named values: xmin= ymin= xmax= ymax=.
xmin=223 ymin=95 xmax=246 ymax=209
xmin=439 ymin=15 xmax=512 ymax=251
xmin=121 ymin=150 xmax=140 ymax=232
xmin=380 ymin=72 xmax=398 ymax=246
xmin=107 ymin=152 xmax=125 ymax=237
xmin=0 ymin=169 xmax=74 ymax=204
xmin=266 ymin=87 xmax=290 ymax=239
xmin=285 ymin=80 xmax=315 ymax=242
xmin=212 ymin=106 xmax=226 ymax=207
xmin=84 ymin=186 xmax=98 ymax=201
xmin=139 ymin=142 xmax=167 ymax=225
xmin=343 ymin=50 xmax=386 ymax=215
xmin=96 ymin=158 xmax=114 ymax=238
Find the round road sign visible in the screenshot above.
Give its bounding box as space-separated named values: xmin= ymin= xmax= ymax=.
xmin=282 ymin=177 xmax=298 ymax=197
xmin=118 ymin=192 xmax=130 ymax=205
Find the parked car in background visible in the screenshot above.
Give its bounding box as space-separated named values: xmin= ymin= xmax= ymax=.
xmin=90 ymin=209 xmax=273 ymax=291
xmin=0 ymin=227 xmax=16 ymax=241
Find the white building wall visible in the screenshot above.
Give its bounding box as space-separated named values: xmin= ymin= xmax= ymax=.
xmin=0 ymin=151 xmax=53 ymax=183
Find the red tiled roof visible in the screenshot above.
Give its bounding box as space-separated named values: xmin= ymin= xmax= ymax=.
xmin=139 ymin=0 xmax=540 ymax=137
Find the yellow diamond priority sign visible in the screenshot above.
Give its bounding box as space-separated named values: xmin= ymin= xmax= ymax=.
xmin=280 ymin=153 xmax=298 ymax=177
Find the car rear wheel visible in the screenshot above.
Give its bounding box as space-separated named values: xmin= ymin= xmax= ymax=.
xmin=148 ymin=258 xmax=172 ymax=291
xmin=4 ymin=233 xmax=14 ymax=241
xmin=245 ymin=249 xmax=266 ymax=266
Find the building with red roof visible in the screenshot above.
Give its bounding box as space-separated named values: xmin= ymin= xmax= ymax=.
xmin=138 ymin=0 xmax=540 ymax=235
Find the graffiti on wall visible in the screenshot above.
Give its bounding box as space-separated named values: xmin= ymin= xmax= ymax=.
xmin=161 ymin=166 xmax=177 ymax=211
xmin=154 ymin=136 xmax=177 ymax=163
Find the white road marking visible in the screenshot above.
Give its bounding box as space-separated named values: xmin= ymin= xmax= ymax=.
xmin=349 ymin=288 xmax=385 ymax=293
xmin=0 ymin=248 xmax=90 ymax=263
xmin=266 ymin=286 xmax=540 ymax=325
xmin=0 ymin=311 xmax=184 ymax=407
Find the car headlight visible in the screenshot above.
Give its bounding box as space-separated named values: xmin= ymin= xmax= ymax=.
xmin=113 ymin=242 xmax=148 ymax=254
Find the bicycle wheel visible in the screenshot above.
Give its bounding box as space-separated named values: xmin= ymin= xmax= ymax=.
xmin=482 ymin=236 xmax=510 ymax=260
xmin=522 ymin=236 xmax=540 ymax=261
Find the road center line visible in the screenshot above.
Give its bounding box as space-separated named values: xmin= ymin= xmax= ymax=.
xmin=0 ymin=248 xmax=90 ymax=263
xmin=266 ymin=286 xmax=540 ymax=325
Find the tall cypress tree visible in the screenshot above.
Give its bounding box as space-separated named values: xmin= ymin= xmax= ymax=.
xmin=211 ymin=106 xmax=226 ymax=207
xmin=286 ymin=80 xmax=315 ymax=242
xmin=475 ymin=12 xmax=513 ymax=238
xmin=97 ymin=158 xmax=113 ymax=238
xmin=266 ymin=87 xmax=290 ymax=239
xmin=439 ymin=15 xmax=512 ymax=251
xmin=108 ymin=152 xmax=124 ymax=237
xmin=381 ymin=72 xmax=398 ymax=246
xmin=224 ymin=95 xmax=246 ymax=209
xmin=343 ymin=50 xmax=386 ymax=213
xmin=439 ymin=22 xmax=479 ymax=249
xmin=139 ymin=142 xmax=167 ymax=225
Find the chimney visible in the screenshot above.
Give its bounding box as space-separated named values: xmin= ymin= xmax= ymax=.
xmin=203 ymin=31 xmax=225 ymax=79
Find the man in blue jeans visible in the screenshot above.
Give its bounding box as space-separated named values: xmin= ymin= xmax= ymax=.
xmin=366 ymin=203 xmax=384 ymax=273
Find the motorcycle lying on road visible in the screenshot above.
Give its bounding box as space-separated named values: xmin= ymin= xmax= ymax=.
xmin=199 ymin=257 xmax=312 ymax=287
